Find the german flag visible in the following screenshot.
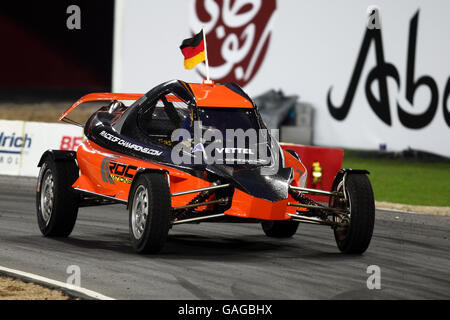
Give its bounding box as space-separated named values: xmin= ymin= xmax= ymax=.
xmin=180 ymin=30 xmax=205 ymax=70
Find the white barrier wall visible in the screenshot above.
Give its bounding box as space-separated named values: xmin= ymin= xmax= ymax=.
xmin=113 ymin=0 xmax=450 ymax=157
xmin=0 ymin=120 xmax=83 ymax=177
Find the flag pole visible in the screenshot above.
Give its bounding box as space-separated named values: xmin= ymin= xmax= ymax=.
xmin=202 ymin=26 xmax=212 ymax=84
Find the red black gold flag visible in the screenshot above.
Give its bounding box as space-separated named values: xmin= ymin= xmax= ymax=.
xmin=179 ymin=30 xmax=205 ymax=70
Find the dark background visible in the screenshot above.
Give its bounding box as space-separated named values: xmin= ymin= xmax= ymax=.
xmin=0 ymin=1 xmax=114 ymax=101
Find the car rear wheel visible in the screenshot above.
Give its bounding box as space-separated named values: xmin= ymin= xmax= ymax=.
xmin=330 ymin=174 xmax=375 ymax=254
xmin=261 ymin=220 xmax=299 ymax=238
xmin=36 ymin=156 xmax=79 ymax=237
xmin=129 ymin=173 xmax=171 ymax=254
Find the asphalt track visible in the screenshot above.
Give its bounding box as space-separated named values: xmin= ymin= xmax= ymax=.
xmin=0 ymin=176 xmax=449 ymax=299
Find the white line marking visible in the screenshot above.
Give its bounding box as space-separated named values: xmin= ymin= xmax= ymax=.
xmin=0 ymin=265 xmax=115 ymax=300
xmin=376 ymin=207 xmax=413 ymax=214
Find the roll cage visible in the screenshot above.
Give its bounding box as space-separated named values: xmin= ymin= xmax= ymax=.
xmin=59 ymin=80 xmax=259 ymax=129
xmin=59 ymin=80 xmax=272 ymax=163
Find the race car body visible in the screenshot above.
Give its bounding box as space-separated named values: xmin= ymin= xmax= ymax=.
xmin=36 ymin=80 xmax=375 ymax=254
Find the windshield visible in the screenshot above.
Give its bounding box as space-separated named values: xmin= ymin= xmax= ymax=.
xmin=193 ymin=107 xmax=272 ymax=167
xmin=198 ymin=108 xmax=260 ymax=132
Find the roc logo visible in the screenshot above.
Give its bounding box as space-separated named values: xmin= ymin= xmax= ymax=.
xmin=101 ymin=157 xmax=137 ymax=184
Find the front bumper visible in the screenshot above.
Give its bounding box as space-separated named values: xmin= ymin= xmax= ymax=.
xmin=224 ymin=189 xmax=291 ymax=220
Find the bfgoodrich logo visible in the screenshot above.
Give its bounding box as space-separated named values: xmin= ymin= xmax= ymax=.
xmin=0 ymin=132 xmax=32 ymax=154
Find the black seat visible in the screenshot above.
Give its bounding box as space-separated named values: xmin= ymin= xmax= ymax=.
xmin=141 ymin=118 xmax=176 ymax=137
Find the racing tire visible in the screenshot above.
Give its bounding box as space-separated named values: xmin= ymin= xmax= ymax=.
xmin=129 ymin=173 xmax=171 ymax=254
xmin=36 ymin=156 xmax=79 ymax=237
xmin=331 ymin=174 xmax=375 ymax=254
xmin=261 ymin=220 xmax=299 ymax=238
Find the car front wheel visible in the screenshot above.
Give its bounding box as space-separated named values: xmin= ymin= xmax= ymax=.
xmin=129 ymin=173 xmax=171 ymax=254
xmin=330 ymin=174 xmax=375 ymax=254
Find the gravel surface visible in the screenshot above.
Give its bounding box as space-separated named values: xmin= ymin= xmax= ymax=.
xmin=0 ymin=276 xmax=70 ymax=300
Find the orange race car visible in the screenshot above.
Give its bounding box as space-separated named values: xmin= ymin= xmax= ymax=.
xmin=36 ymin=80 xmax=375 ymax=254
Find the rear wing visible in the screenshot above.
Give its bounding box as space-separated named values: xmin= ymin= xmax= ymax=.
xmin=58 ymin=92 xmax=144 ymax=122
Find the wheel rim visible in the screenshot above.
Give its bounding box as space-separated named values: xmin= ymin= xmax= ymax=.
xmin=333 ymin=181 xmax=351 ymax=241
xmin=40 ymin=169 xmax=54 ymax=226
xmin=131 ymin=185 xmax=149 ymax=240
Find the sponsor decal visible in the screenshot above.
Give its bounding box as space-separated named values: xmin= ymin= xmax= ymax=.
xmin=101 ymin=156 xmax=137 ymax=185
xmin=328 ymin=10 xmax=450 ymax=129
xmin=101 ymin=157 xmax=116 ymax=184
xmin=99 ymin=130 xmax=163 ymax=156
xmin=190 ymin=0 xmax=276 ymax=87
